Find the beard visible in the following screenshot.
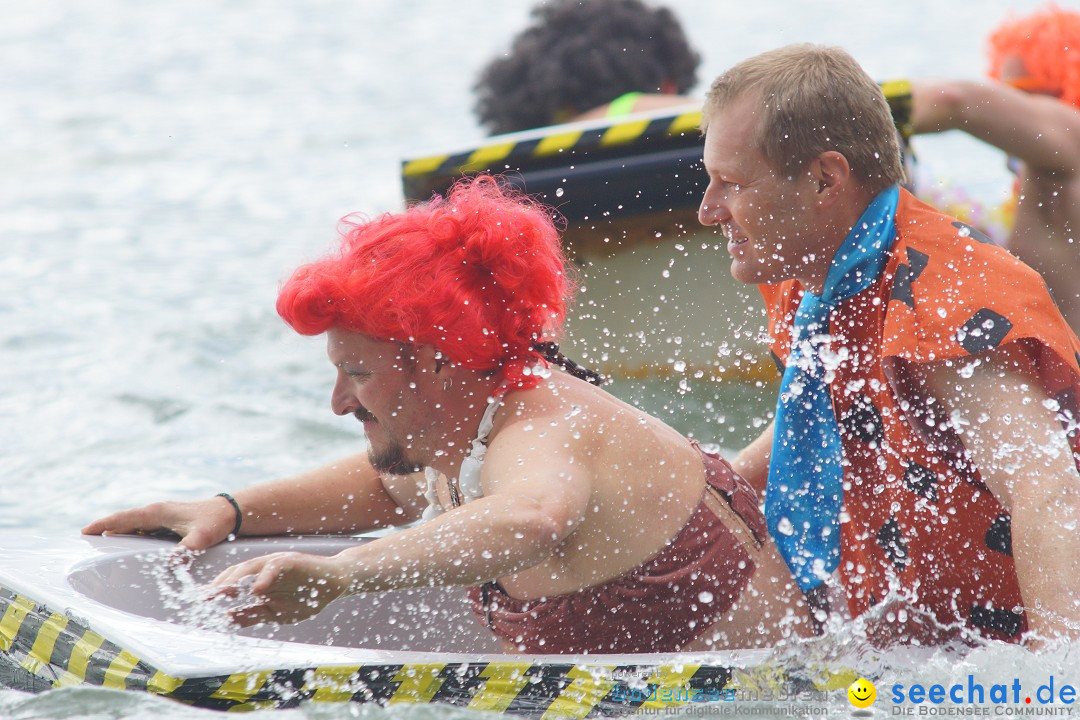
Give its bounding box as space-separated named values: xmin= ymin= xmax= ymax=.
xmin=368 ymin=441 xmax=423 ymax=475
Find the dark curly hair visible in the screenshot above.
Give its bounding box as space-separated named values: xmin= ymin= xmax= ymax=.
xmin=474 ymin=0 xmax=700 ymax=135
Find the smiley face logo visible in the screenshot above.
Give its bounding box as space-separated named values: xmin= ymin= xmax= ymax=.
xmin=847 ymin=678 xmax=876 ymax=708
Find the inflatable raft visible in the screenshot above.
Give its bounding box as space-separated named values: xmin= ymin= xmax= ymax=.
xmin=0 ymin=533 xmax=855 ymax=714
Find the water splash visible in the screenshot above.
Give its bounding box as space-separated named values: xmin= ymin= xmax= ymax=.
xmin=142 ymin=548 xmax=262 ymax=632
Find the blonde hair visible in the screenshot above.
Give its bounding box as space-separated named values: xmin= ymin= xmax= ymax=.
xmin=703 ymin=44 xmax=904 ymax=194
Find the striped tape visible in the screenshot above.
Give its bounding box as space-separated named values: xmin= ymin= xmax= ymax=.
xmin=0 ymin=582 xmax=847 ymax=715
xmin=402 ymin=110 xmax=703 ymax=183
xmin=401 ymin=81 xmax=915 ymax=194
xmin=880 ymin=79 xmax=914 ymax=140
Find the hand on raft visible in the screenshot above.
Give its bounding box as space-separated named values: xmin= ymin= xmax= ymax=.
xmin=212 ymin=551 xmax=352 ymax=627
xmin=81 ymin=496 xmax=239 ymax=551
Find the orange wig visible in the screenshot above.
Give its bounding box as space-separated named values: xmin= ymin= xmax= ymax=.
xmin=988 ymin=5 xmax=1080 ymax=108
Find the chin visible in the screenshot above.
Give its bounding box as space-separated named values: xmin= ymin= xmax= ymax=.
xmin=731 ymin=257 xmax=796 ymax=287
xmin=730 ymin=260 xmax=767 ymax=286
xmin=368 ymin=446 xmax=423 ymax=475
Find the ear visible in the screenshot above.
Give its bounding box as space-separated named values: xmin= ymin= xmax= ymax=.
xmin=414 ymin=344 xmax=458 ymax=376
xmin=808 ymin=151 xmax=852 ymax=207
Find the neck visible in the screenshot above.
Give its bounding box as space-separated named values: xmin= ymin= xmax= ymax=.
xmin=425 ymin=373 xmax=503 ymax=479
xmin=797 ymin=187 xmax=878 ymax=294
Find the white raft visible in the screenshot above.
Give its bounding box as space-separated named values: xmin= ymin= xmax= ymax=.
xmin=0 ymin=533 xmax=856 ymax=714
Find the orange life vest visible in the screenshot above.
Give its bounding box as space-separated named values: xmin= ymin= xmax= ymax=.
xmin=760 ymin=188 xmax=1080 ymax=642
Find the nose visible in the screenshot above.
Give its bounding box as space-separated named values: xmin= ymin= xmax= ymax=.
xmin=330 ymin=372 xmax=359 ymax=416
xmin=698 ymin=184 xmax=731 ymax=227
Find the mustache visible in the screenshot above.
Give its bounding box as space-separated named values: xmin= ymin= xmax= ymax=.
xmin=353 ymin=407 xmax=376 ymax=423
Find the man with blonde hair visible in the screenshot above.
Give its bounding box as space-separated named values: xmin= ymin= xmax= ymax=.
xmin=699 ymin=44 xmax=1080 ymax=643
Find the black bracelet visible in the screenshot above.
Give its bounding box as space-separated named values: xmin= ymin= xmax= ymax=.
xmin=216 ymin=492 xmax=243 ymax=538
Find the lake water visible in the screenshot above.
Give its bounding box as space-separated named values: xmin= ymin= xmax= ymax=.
xmin=2 ymin=1 xmax=1073 ymax=717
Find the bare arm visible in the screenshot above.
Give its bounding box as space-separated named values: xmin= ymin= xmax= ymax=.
xmin=916 ymin=347 xmax=1080 ymax=639
xmin=340 ymin=421 xmax=593 ymax=590
xmin=226 ymin=455 xmax=418 ymax=536
xmin=732 ymin=421 xmax=774 ymax=499
xmin=82 ymin=453 xmax=418 ymax=550
xmin=214 ymin=422 xmax=594 ymax=625
xmin=911 ymin=79 xmax=1080 ymax=175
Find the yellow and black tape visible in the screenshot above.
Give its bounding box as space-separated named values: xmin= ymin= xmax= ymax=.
xmin=881 ymin=79 xmax=914 ymax=141
xmin=1 ymin=582 xmax=849 ymax=715
xmin=403 ymin=110 xmax=703 ymax=187
xmin=2 ymin=583 xmax=736 ymax=714
xmin=401 ymin=81 xmax=916 ymax=206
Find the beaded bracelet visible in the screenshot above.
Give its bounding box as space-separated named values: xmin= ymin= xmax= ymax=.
xmin=216 ymin=492 xmax=243 ymax=538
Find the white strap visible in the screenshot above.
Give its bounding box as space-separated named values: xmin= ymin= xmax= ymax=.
xmin=421 ymin=467 xmax=443 ymax=521
xmin=420 ymin=391 xmax=505 ymax=520
xmin=456 ymin=395 xmax=501 ymax=502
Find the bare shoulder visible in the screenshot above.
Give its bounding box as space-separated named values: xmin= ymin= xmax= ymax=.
xmin=485 ymin=375 xmax=601 ymax=465
xmin=486 ymin=373 xmax=702 ymax=511
xmin=491 ymin=374 xmax=686 ymax=457
xmin=481 ymin=373 xmax=675 ymax=490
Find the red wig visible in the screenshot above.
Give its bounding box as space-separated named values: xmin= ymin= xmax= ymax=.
xmin=277 ymin=176 xmax=572 ymax=389
xmin=988 ymin=5 xmax=1080 ymax=108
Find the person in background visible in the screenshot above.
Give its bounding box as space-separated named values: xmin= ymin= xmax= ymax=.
xmin=85 ymin=176 xmax=809 ymax=654
xmin=473 ymin=0 xmax=700 ymax=135
xmin=907 ymin=6 xmax=1080 ymax=333
xmin=698 ymin=44 xmax=1080 ymax=644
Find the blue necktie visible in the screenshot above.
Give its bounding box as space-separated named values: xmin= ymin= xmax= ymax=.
xmin=766 ymin=185 xmax=900 ymax=593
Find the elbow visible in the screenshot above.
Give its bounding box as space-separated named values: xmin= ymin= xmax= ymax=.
xmin=520 ymin=504 xmax=567 ymax=554
xmin=505 ymin=499 xmax=571 ymax=560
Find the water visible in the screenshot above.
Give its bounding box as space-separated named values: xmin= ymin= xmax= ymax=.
xmin=1 ymin=0 xmax=1066 ymax=717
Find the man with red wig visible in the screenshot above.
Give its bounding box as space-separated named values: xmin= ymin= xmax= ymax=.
xmin=85 ymin=176 xmax=809 ymax=653
xmin=907 ymin=5 xmax=1080 ymax=333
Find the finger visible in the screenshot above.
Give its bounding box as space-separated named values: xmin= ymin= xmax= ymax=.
xmin=164 ymin=547 xmax=197 ymax=570
xmin=213 ymin=557 xmax=266 ymax=587
xmin=213 ymin=567 xmax=246 ymax=587
xmin=229 ymin=601 xmax=275 ymax=628
xmin=82 ymin=509 xmax=146 ymax=536
xmin=85 ymin=505 xmax=175 ymax=537
xmin=251 ymin=557 xmax=290 ymax=596
xmin=211 ymin=584 xmax=243 ymax=600
xmin=180 ymin=525 xmax=220 ymax=552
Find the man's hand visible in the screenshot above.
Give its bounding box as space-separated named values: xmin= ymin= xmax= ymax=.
xmin=212 ymin=551 xmax=351 ymax=627
xmin=81 ymin=496 xmax=239 ymax=551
